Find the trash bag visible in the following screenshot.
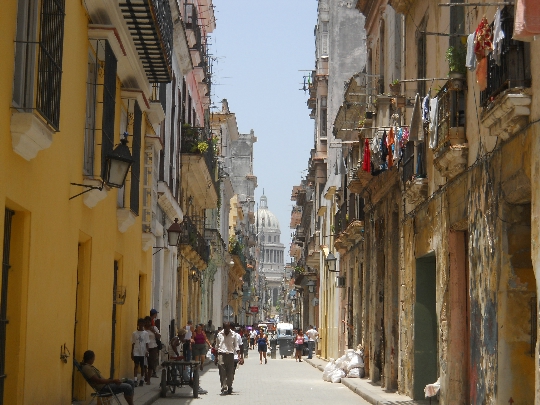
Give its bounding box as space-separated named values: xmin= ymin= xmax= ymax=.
xmin=330 ymin=369 xmax=346 ymax=383
xmin=322 ymin=359 xmax=336 ymax=382
xmin=347 ymin=367 xmax=361 ymax=378
xmin=347 ymin=353 xmax=364 ymax=371
xmin=334 ymin=355 xmax=347 ymax=370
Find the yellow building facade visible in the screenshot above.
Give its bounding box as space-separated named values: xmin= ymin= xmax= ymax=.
xmin=0 ymin=0 xmax=174 ymax=403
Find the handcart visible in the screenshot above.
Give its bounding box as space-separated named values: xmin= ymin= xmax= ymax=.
xmin=160 ymin=360 xmax=200 ymax=398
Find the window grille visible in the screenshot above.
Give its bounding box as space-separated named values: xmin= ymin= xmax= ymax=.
xmin=83 ymin=50 xmax=98 ymax=176
xmin=101 ymin=41 xmax=117 ymax=179
xmin=36 ymin=0 xmax=66 ymax=130
xmin=130 ymin=102 xmax=142 ymax=215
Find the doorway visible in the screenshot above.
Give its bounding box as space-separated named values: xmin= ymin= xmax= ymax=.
xmin=413 ymin=254 xmax=437 ymax=399
xmin=110 ymin=261 xmax=119 ymax=378
xmin=0 ymin=209 xmax=15 ymax=405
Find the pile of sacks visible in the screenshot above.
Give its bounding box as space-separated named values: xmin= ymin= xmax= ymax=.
xmin=322 ymin=346 xmax=365 ymax=383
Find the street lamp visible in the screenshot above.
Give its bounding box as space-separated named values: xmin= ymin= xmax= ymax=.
xmin=232 ymin=290 xmax=239 ymax=300
xmin=167 ymin=218 xmax=182 ymax=246
xmin=306 ymin=279 xmax=316 ymax=293
xmin=326 ymin=252 xmax=338 ymax=272
xmin=104 ymin=136 xmax=134 ymax=188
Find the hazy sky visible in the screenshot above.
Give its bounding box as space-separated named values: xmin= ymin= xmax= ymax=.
xmin=211 ymin=1 xmax=318 ymax=263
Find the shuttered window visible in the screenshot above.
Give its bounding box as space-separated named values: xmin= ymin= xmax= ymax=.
xmin=101 ymin=41 xmax=117 ymax=179
xmin=130 ymin=102 xmax=142 ymax=215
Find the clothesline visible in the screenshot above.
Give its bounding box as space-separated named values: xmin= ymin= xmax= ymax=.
xmin=438 ymin=2 xmax=514 ymax=6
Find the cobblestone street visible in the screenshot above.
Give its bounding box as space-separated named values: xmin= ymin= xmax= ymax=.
xmin=151 ymin=353 xmax=370 ymax=404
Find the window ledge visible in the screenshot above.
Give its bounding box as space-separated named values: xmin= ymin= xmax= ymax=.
xmin=83 ymin=178 xmax=108 ymax=208
xmin=147 ymin=101 xmax=165 ymax=126
xmin=142 ymin=232 xmax=155 ymax=251
xmin=404 ymin=177 xmax=428 ymax=205
xmin=117 ymin=208 xmax=136 ymax=233
xmin=10 ymin=112 xmax=54 ymax=161
xmin=481 ymin=92 xmax=531 ymax=140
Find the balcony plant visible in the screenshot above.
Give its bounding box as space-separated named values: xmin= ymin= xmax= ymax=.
xmin=389 ymin=79 xmax=401 ymax=96
xmin=445 ymin=44 xmax=467 ymax=79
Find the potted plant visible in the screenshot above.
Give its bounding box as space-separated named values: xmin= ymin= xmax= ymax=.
xmin=389 ymin=79 xmax=401 ymax=95
xmin=445 ymin=44 xmax=467 ymax=90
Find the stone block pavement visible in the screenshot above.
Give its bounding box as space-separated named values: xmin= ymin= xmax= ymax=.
xmin=304 ymin=357 xmax=438 ymax=405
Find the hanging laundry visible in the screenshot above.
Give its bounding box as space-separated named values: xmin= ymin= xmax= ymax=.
xmin=466 ymin=32 xmax=477 ymax=71
xmin=402 ymin=128 xmax=410 ymax=144
xmin=381 ymin=131 xmax=388 ymax=169
xmin=387 ymin=128 xmax=395 ymax=169
xmin=429 ymin=97 xmax=439 ymax=149
xmin=370 ymin=134 xmax=382 ymax=169
xmin=422 ymin=94 xmax=430 ymax=123
xmin=409 ymin=94 xmax=423 ymax=142
xmin=394 ymin=128 xmax=401 ymax=162
xmin=476 ymin=57 xmax=488 ymax=91
xmin=474 ymin=16 xmax=493 ymax=61
xmin=514 ymin=0 xmax=540 ymax=41
xmin=492 ymin=8 xmax=505 ymax=66
xmin=362 ymin=138 xmax=371 ymax=172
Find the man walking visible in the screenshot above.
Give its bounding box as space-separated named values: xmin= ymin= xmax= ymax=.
xmin=183 ymin=320 xmax=193 ymax=361
xmin=214 ymin=322 xmax=243 ymax=395
xmin=306 ymin=325 xmax=319 ymax=359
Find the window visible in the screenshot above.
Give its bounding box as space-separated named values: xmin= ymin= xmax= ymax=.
xmin=320 ymin=21 xmax=329 ymax=57
xmin=320 ymin=97 xmax=327 ymax=139
xmin=416 ymin=17 xmax=428 ymax=96
xmin=101 ymin=41 xmax=117 ymax=179
xmin=13 ymin=0 xmax=66 ymax=130
xmin=83 ymin=50 xmax=98 ymax=176
xmin=130 ymin=102 xmax=142 ymax=215
xmin=117 ymin=107 xmax=128 ymax=208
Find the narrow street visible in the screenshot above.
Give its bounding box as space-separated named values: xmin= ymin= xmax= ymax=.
xmin=151 ymin=354 xmax=369 ymax=404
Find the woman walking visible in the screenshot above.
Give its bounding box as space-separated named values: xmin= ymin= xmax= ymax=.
xmin=257 ymin=328 xmax=268 ymax=365
xmin=192 ymin=323 xmax=212 ymax=371
xmin=295 ymin=329 xmax=304 ymax=362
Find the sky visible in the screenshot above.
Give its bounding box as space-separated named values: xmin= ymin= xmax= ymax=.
xmin=211 ymin=1 xmax=318 ymax=263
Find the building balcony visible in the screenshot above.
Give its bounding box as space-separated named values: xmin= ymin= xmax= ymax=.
xmin=480 ymin=5 xmax=531 ymax=140
xmin=386 ymin=0 xmax=416 ymax=14
xmin=178 ymin=215 xmax=209 ymax=270
xmin=334 ymin=220 xmax=364 ymax=254
xmin=180 ymin=125 xmax=218 ymax=209
xmin=119 ymin=0 xmax=173 ymax=83
xmin=404 ymin=177 xmax=428 ymax=205
xmin=349 ymin=166 xmax=372 ymax=194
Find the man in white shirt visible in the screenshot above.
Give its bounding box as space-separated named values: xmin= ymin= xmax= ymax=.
xmin=183 ymin=320 xmax=193 ymax=361
xmin=214 ymin=322 xmax=243 ymax=395
xmin=249 ymin=329 xmax=257 ymax=349
xmin=305 ymin=325 xmax=319 ymax=359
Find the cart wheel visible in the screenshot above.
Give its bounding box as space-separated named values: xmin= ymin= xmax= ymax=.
xmin=160 ymin=369 xmax=167 ymax=398
xmin=193 ymin=365 xmax=200 ymax=398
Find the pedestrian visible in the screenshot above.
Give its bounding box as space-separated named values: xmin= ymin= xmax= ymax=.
xmin=233 ymin=329 xmax=243 ymax=370
xmin=214 ymin=322 xmax=243 ymax=395
xmin=205 ymin=320 xmax=216 ymax=345
xmin=183 ymin=320 xmax=193 ymax=361
xmin=131 ymin=318 xmax=149 ymax=386
xmin=295 ymin=329 xmax=304 ymax=362
xmin=150 ymin=308 xmax=158 ymax=327
xmin=144 ymin=316 xmax=160 ymax=382
xmin=249 ymin=328 xmax=257 ymax=349
xmin=257 ymin=328 xmax=268 ymax=365
xmin=81 ymin=350 xmax=136 ymax=405
xmin=169 ymin=328 xmax=186 ymax=359
xmin=192 ymin=323 xmax=212 ymax=371
xmin=305 ymin=325 xmax=319 ymax=359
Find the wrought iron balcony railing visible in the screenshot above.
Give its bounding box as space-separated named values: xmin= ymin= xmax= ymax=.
xmin=435 ymin=81 xmax=466 ymax=149
xmin=180 ymin=125 xmax=218 ymax=191
xmin=179 ymin=216 xmax=209 ymax=263
xmin=480 ymin=5 xmax=531 ymax=107
xmin=120 ymin=0 xmax=173 ymax=83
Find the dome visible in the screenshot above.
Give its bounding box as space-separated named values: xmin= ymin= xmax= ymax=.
xmin=256 ymin=194 xmax=280 ymax=232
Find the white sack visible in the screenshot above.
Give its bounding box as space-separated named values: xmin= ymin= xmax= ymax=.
xmin=330 ymin=369 xmax=346 ymax=383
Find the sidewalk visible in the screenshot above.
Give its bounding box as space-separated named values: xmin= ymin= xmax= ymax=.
xmin=304 ymin=357 xmax=437 ymax=405
xmin=72 ymin=375 xmax=161 ymax=405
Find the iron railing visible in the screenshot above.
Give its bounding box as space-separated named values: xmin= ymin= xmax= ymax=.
xmin=184 ymin=3 xmax=202 ymax=51
xmin=130 ymin=102 xmax=142 ymax=215
xmin=180 ymin=125 xmax=218 ymax=193
xmin=101 ymin=41 xmax=117 ymax=180
xmin=480 ymin=6 xmax=531 ymax=107
xmin=120 ymin=0 xmax=173 ymax=83
xmin=179 ymin=216 xmax=209 ymax=263
xmin=435 ymin=81 xmax=466 ymax=149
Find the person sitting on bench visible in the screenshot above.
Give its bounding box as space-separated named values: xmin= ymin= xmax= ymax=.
xmin=80 ymin=350 xmax=135 ymax=405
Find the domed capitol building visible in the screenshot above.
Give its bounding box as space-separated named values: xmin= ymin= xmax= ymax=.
xmin=256 ymin=194 xmax=285 ymax=307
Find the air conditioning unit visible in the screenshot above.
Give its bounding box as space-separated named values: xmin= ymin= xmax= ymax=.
xmin=335 ymin=276 xmax=346 ymax=288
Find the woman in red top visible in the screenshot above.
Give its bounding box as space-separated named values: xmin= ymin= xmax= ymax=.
xmin=295 ymin=329 xmax=304 ymax=362
xmin=192 ymin=324 xmax=212 ymax=370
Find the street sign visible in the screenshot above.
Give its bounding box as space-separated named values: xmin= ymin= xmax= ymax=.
xmin=250 ymin=306 xmax=259 ymax=313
